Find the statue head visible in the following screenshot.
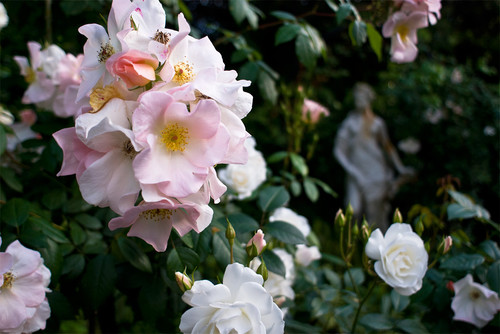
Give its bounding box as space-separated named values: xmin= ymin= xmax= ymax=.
xmin=353 ymin=82 xmax=375 ymax=110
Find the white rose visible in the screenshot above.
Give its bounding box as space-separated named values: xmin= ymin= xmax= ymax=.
xmin=269 ymin=207 xmax=310 ymax=238
xmin=365 ymin=223 xmax=428 ymax=296
xmin=295 ymin=244 xmax=321 ymax=267
xmin=218 ymin=137 xmax=267 ymax=199
xmin=451 ymin=274 xmax=500 ymax=328
xmin=0 ymin=3 xmax=8 ymax=30
xmin=180 ymin=263 xmax=284 ymax=334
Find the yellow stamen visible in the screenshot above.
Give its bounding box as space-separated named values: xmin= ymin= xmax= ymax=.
xmin=140 ymin=208 xmax=174 ymax=222
xmin=172 ymin=61 xmax=195 ymax=85
xmin=25 ymin=67 xmax=36 ymax=84
xmin=1 ymin=272 xmax=14 ymax=289
xmin=160 ymin=123 xmax=189 ymax=152
xmin=98 ymin=41 xmax=115 ymax=63
xmin=396 ymin=24 xmax=410 ymax=43
xmin=89 ymin=85 xmax=122 ymax=113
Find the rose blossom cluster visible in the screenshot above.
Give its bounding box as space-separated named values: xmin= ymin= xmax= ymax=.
xmin=14 ymin=42 xmax=88 ymax=118
xmin=382 ymin=0 xmax=442 ymax=63
xmin=53 ymin=0 xmax=252 ymax=252
xmin=0 ymin=237 xmax=51 ymax=333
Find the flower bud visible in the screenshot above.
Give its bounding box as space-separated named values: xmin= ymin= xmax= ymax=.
xmin=443 ymin=236 xmax=453 ymax=254
xmin=446 ymin=280 xmax=454 ymax=292
xmin=246 ymin=229 xmax=266 ymax=258
xmin=415 ymin=218 xmax=424 ymax=236
xmin=257 ymin=260 xmax=269 ymax=281
xmin=335 ymin=209 xmax=345 ymax=227
xmin=393 ymin=208 xmax=403 ymax=223
xmin=352 ymin=222 xmax=359 ymax=238
xmin=361 ymin=219 xmax=371 ymax=242
xmin=175 ymin=271 xmax=193 ymax=292
xmin=345 ymin=204 xmax=354 ymax=224
xmin=225 ymin=219 xmax=236 ymax=246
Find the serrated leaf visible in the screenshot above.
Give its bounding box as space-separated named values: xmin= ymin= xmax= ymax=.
xmin=296 ymin=32 xmax=316 ymax=69
xmin=349 ymin=20 xmax=367 ymax=46
xmin=367 ymin=23 xmax=382 ymax=61
xmin=396 ymin=319 xmax=430 ymax=334
xmin=336 ymin=3 xmax=352 ymax=25
xmin=266 ymin=221 xmax=306 ymax=244
xmin=258 ymin=70 xmax=278 ymax=104
xmin=258 ymin=186 xmax=290 ymax=212
xmin=447 ymin=190 xmax=490 ymax=220
xmin=360 ymin=313 xmax=393 ymax=330
xmin=262 ymin=249 xmax=286 ymax=277
xmin=1 ymin=198 xmax=30 ymax=227
xmin=0 ymin=167 xmax=23 ymax=192
xmin=29 ymin=216 xmax=70 ymax=244
xmin=343 ymin=267 xmax=365 ymax=288
xmin=487 ymin=261 xmax=500 ymax=293
xmin=440 ymin=253 xmax=485 ymax=271
xmin=166 ymin=247 xmax=200 ymax=276
xmin=289 ymin=153 xmax=308 ymax=176
xmin=480 ymin=240 xmax=500 ymax=260
xmin=75 ymin=214 xmax=102 ymax=230
xmin=303 ymin=178 xmax=319 ymax=202
xmin=70 ymin=221 xmax=86 ymax=246
xmin=117 ymin=237 xmax=153 ymax=273
xmin=229 ymin=0 xmax=247 ymax=24
xmin=270 ymin=10 xmax=296 ymax=21
xmin=81 ymin=254 xmax=117 ymax=310
xmin=275 ymin=23 xmax=301 ymax=45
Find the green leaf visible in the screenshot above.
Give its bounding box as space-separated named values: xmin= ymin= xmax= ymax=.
xmin=180 ymin=231 xmax=194 ymax=248
xmin=70 ymin=222 xmax=86 ymax=246
xmin=81 ymin=254 xmax=117 ymax=310
xmin=138 ymin=278 xmax=167 ymax=321
xmin=275 ymin=23 xmax=301 ymax=46
xmin=266 ymin=221 xmax=306 ymax=244
xmin=325 ymin=0 xmax=339 ymax=12
xmin=0 ymin=167 xmax=23 ymax=192
xmin=270 ymin=10 xmax=296 ymax=21
xmin=323 ymin=268 xmax=342 ymax=289
xmin=440 ymin=253 xmax=485 ymax=271
xmin=211 ymin=232 xmax=247 ymax=268
xmin=75 ymin=214 xmax=102 ymax=230
xmin=396 ymin=319 xmax=430 ymax=334
xmin=309 ymin=177 xmax=338 ymax=197
xmin=258 ymin=186 xmax=290 ymax=212
xmin=29 ymin=216 xmax=70 ymax=244
xmin=42 ymin=189 xmax=67 ymax=210
xmin=348 ymin=20 xmax=367 ymax=46
xmin=447 ymin=190 xmax=490 ymax=220
xmin=487 ymin=261 xmax=500 ymax=293
xmin=367 ymin=23 xmax=383 ymax=61
xmin=239 ymin=61 xmax=259 ymax=82
xmin=343 ymin=267 xmax=365 ymax=288
xmin=336 ymin=3 xmax=352 ymax=25
xmin=40 ymin=238 xmax=64 ymax=284
xmin=117 ymin=237 xmax=153 ymax=273
xmin=226 ymin=213 xmax=259 ymax=234
xmin=62 ymin=253 xmax=85 ymax=279
xmin=166 ymin=247 xmax=200 ymax=276
xmin=290 ymin=180 xmax=302 ymax=197
xmin=360 ymin=313 xmax=393 ymax=330
xmin=295 ymin=32 xmax=316 ymax=69
xmin=480 ymin=240 xmax=500 ymax=260
xmin=262 ymin=249 xmax=286 ymax=277
xmin=229 ymin=0 xmax=247 ymax=24
xmin=0 ymin=125 xmax=6 ymax=156
xmin=267 ymin=151 xmax=288 ymax=164
xmin=258 ymin=70 xmax=278 ymax=104
xmin=1 ymin=198 xmax=30 ymax=227
xmin=303 ymin=178 xmax=319 ymax=202
xmin=289 ymin=153 xmax=308 ymax=176
xmin=391 ymin=289 xmax=410 ymax=312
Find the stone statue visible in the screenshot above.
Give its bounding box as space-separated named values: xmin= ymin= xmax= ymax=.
xmin=334 ymin=83 xmax=415 ymax=231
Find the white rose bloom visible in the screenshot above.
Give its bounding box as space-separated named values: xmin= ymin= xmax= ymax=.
xmin=218 ymin=137 xmax=267 ymax=199
xmin=451 ymin=274 xmax=500 ymax=328
xmin=397 ymin=137 xmax=421 ymax=154
xmin=180 ymin=263 xmax=284 ymax=334
xmin=0 ymin=106 xmax=14 ymax=125
xmin=269 ymin=207 xmax=310 ymax=238
xmin=0 ymin=3 xmax=8 ymax=30
xmin=295 ymin=244 xmax=321 ymax=267
xmin=365 ymin=223 xmax=428 ymax=296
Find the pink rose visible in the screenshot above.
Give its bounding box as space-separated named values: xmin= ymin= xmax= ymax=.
xmin=302 ymin=98 xmax=330 ymax=124
xmin=106 ymin=50 xmax=159 ymax=88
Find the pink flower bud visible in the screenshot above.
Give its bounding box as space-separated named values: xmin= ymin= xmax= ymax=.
xmin=302 ymin=98 xmax=330 ymax=124
xmin=446 ymin=280 xmax=454 ymax=293
xmin=106 ymin=50 xmax=159 ymax=89
xmin=444 ymin=236 xmax=453 ymax=254
xmin=247 ymin=229 xmax=266 ymax=256
xmin=175 ymin=272 xmax=193 ymax=292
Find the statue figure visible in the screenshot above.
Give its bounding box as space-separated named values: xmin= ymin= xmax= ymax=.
xmin=334 ymin=83 xmax=415 ymax=231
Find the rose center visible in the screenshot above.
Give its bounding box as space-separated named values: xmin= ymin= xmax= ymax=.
xmin=89 ymin=85 xmax=122 ymax=112
xmin=1 ymin=272 xmax=14 ymax=289
xmin=160 ymin=123 xmax=189 ymax=152
xmin=172 ymin=61 xmax=195 ymax=85
xmin=140 ymin=208 xmax=174 ymax=222
xmin=98 ymin=41 xmax=115 ymax=63
xmin=469 ymin=289 xmax=481 ymax=300
xmin=153 ymin=30 xmax=171 ymax=44
xmin=123 ymin=140 xmax=138 ymax=159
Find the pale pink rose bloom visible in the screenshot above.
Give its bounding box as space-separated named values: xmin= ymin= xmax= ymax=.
xmin=6 ymin=109 xmax=40 ymax=152
xmin=74 ymin=98 xmax=142 ymax=215
xmin=108 ymin=199 xmax=202 ymax=252
xmin=14 ymin=42 xmax=57 ymax=105
xmin=295 ymin=244 xmax=321 ymax=266
xmin=397 ymin=0 xmax=441 ymax=25
xmin=9 ymin=299 xmax=51 ymax=334
xmin=0 ymin=240 xmax=50 ymax=331
xmin=180 ymin=263 xmax=284 ymax=334
xmin=106 ymin=50 xmax=159 ymax=88
xmin=247 ymin=229 xmax=266 ymax=255
xmin=451 ymin=274 xmax=500 ymax=328
xmin=302 ymin=98 xmax=330 ymax=124
xmin=132 ymin=91 xmax=230 ymax=199
xmin=382 ymin=10 xmax=428 ymax=63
